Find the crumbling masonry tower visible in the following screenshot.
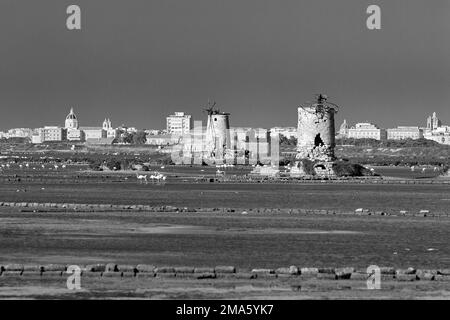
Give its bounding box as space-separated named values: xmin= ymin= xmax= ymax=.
xmin=293 ymin=94 xmax=338 ymax=177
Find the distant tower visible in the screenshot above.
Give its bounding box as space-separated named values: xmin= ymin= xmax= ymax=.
xmin=203 ymin=101 xmax=231 ymax=159
xmin=296 ymin=94 xmax=338 ymax=162
xmin=103 ymin=118 xmax=112 ymax=130
xmin=338 ymin=119 xmax=349 ymax=137
xmin=427 ymin=112 xmax=442 ymax=131
xmin=432 ymin=112 xmax=441 ymax=130
xmin=65 ymin=108 xmax=79 ymax=129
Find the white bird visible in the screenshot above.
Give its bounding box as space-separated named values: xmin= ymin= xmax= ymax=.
xmin=149 ymin=171 xmax=166 ymax=183
xmin=136 ymin=173 xmax=148 ymax=184
xmin=216 ymin=169 xmax=225 ymax=177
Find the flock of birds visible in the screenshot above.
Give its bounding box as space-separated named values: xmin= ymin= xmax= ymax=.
xmin=410 ymin=166 xmax=441 ymax=173
xmin=135 ymin=171 xmax=167 ymax=184
xmin=0 ymin=163 xmax=67 ymax=171
xmin=0 ymin=162 xmax=168 ymax=185
xmin=363 ymin=165 xmax=442 ymax=174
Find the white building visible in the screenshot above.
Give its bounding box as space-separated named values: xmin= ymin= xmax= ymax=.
xmin=348 ymin=122 xmax=387 ymax=140
xmin=253 ymin=128 xmax=269 ymax=140
xmin=103 ymin=118 xmax=118 ymax=139
xmin=166 ymin=112 xmax=192 ymax=136
xmin=145 ymin=129 xmax=164 ymax=136
xmin=424 ymin=132 xmax=450 ymax=145
xmin=7 ymin=128 xmax=33 ymax=138
xmin=146 ymin=134 xmax=181 ymax=146
xmin=67 ymin=129 xmax=84 ymax=141
xmin=31 ymin=128 xmax=44 ymax=144
xmin=387 ymin=126 xmax=423 ymax=140
xmin=423 ymin=112 xmax=450 ymax=145
xmin=80 ymin=127 xmax=105 ymax=140
xmin=31 ymin=134 xmax=43 ymax=144
xmin=42 ymin=126 xmax=66 ymax=142
xmin=270 ymin=127 xmax=297 ymax=138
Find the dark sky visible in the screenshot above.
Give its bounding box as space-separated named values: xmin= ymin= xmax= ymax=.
xmin=0 ymin=0 xmax=449 ymax=130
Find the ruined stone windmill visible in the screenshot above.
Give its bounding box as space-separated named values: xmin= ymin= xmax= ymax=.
xmin=292 ymin=94 xmax=340 ymax=177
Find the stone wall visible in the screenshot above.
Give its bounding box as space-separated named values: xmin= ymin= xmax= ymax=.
xmin=1 ymin=263 xmax=449 ymax=282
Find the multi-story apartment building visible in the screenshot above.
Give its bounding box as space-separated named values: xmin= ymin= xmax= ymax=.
xmin=41 ymin=126 xmax=67 ymax=142
xmin=166 ymin=112 xmax=192 ymax=136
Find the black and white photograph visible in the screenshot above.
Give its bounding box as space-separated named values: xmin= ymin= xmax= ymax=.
xmin=0 ymin=0 xmax=449 ymax=308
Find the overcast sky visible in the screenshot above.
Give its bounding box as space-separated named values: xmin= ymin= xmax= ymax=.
xmin=0 ymin=0 xmax=449 ymax=130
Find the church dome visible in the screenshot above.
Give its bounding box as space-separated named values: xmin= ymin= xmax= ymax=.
xmin=65 ymin=108 xmax=79 ymax=129
xmin=66 ymin=108 xmax=77 ymax=120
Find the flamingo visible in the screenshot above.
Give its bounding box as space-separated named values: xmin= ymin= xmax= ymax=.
xmin=136 ymin=173 xmax=148 ymax=184
xmin=410 ymin=166 xmax=415 ymax=172
xmin=422 ymin=167 xmax=426 ymax=173
xmin=216 ymin=169 xmax=225 ymax=177
xmin=150 ymin=171 xmax=166 ymax=183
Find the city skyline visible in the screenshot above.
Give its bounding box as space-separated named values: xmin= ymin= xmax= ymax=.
xmin=0 ymin=106 xmax=447 ymax=133
xmin=0 ymin=1 xmax=449 ymax=130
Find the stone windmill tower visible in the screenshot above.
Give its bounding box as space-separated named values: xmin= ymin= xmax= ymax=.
xmin=293 ymin=94 xmax=339 ymax=177
xmin=296 ymin=94 xmax=339 ymax=161
xmin=203 ymin=100 xmax=231 ymax=160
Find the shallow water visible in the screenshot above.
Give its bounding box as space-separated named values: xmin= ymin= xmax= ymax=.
xmin=0 ymin=211 xmax=448 ymax=269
